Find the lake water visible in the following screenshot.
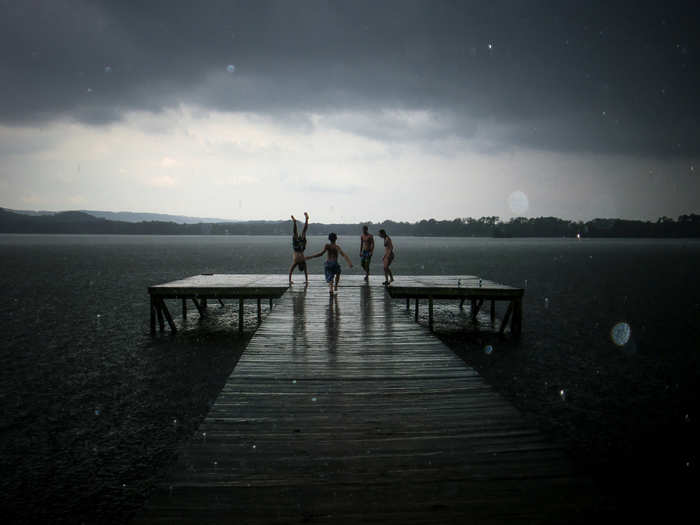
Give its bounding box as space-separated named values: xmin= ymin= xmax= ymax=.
xmin=1 ymin=234 xmax=698 ymax=522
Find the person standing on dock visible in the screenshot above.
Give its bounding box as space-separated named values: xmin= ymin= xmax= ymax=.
xmin=359 ymin=225 xmax=375 ymax=282
xmin=306 ymin=233 xmax=353 ymax=295
xmin=289 ymin=212 xmax=309 ymax=284
xmin=378 ymin=229 xmax=394 ymax=285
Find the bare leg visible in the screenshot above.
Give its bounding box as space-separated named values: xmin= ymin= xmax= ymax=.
xmin=304 ymin=264 xmax=308 ymax=283
xmin=289 ymin=262 xmax=296 ymax=284
xmin=334 ymin=272 xmax=340 ymax=291
xmin=291 ymin=215 xmax=298 ymax=238
xmin=387 ymin=266 xmax=394 ymax=284
xmin=302 ymin=212 xmax=309 ymax=237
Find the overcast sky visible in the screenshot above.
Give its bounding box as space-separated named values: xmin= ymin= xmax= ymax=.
xmin=1 ymin=0 xmax=699 ymax=222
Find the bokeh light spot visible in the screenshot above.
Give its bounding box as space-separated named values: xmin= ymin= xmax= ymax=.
xmin=507 ymin=190 xmax=529 ymax=215
xmin=610 ymin=321 xmax=631 ymax=346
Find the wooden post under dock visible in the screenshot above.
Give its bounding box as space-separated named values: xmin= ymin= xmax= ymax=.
xmin=148 ymin=274 xmax=289 ymax=334
xmin=148 ymin=274 xmax=524 ymax=336
xmin=135 ymin=275 xmax=601 ymax=523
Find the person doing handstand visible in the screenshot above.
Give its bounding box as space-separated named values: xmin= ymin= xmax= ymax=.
xmin=306 ymin=232 xmax=353 ymax=295
xmin=288 ymin=212 xmax=309 ymax=284
xmin=359 ymin=225 xmax=374 ymax=281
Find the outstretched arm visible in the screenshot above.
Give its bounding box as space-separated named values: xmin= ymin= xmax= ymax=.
xmin=338 ymin=245 xmax=353 ymax=267
xmin=306 ymin=245 xmax=327 ymax=260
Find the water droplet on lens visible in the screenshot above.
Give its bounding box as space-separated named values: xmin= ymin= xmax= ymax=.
xmin=685 ymin=414 xmax=691 ymax=423
xmin=559 ymin=389 xmax=566 ymax=400
xmin=312 ymin=397 xmax=317 ymax=402
xmin=610 ymin=322 xmax=631 ymax=346
xmin=507 ymin=190 xmax=529 ymax=215
xmin=104 ymin=65 xmax=112 ymax=73
xmin=544 ymin=297 xmax=549 ymax=308
xmin=292 ymin=379 xmax=296 ymax=384
xmin=94 ymin=409 xmax=100 ymax=416
xmin=226 ymin=64 xmax=236 ymax=73
xmin=484 ymin=345 xmax=493 ymax=355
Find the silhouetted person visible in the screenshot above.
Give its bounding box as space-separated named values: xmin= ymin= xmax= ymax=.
xmin=288 ymin=212 xmax=309 ymax=284
xmin=359 ymin=225 xmax=375 ymax=282
xmin=378 ymin=229 xmax=394 ymax=285
xmin=306 ymin=232 xmax=353 ymax=295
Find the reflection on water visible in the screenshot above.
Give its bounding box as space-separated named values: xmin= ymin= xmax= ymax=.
xmin=326 ymin=294 xmax=340 ymax=359
xmin=291 ymin=284 xmax=308 ymax=350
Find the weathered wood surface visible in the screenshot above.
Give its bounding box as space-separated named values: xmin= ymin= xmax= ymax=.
xmin=149 ymin=274 xmax=290 ymax=298
xmin=387 ymin=275 xmax=524 ymax=299
xmin=135 ymin=277 xmax=598 ymax=523
xmin=384 ymin=275 xmax=523 ymax=335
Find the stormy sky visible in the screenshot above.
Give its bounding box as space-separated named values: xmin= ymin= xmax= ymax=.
xmin=1 ymin=0 xmax=699 ymax=222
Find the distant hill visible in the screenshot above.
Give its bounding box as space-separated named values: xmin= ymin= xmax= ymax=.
xmin=6 ymin=208 xmax=234 ymax=224
xmin=1 ymin=207 xmax=699 ymax=237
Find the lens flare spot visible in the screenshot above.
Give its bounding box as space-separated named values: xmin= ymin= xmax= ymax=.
xmin=610 ymin=322 xmax=631 ymax=346
xmin=507 ymin=190 xmax=529 ymax=215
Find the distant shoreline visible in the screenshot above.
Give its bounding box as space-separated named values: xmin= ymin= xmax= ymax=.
xmin=2 ymin=208 xmax=699 ymax=238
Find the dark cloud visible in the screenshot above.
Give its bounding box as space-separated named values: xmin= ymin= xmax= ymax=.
xmin=1 ymin=0 xmax=699 ymax=156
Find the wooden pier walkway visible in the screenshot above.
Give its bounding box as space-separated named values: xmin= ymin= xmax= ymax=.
xmin=135 ymin=276 xmax=598 ymax=523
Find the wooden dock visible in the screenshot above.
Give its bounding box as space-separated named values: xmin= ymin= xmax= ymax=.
xmin=135 ymin=276 xmax=599 ymax=523
xmin=387 ymin=275 xmax=523 ymax=335
xmin=149 ymin=274 xmax=289 ymax=334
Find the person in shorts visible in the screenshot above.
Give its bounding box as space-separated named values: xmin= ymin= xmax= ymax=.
xmin=306 ymin=232 xmax=353 ymax=295
xmin=359 ymin=225 xmax=374 ymax=281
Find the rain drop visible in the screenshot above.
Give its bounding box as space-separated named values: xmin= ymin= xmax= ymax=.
xmin=507 ymin=190 xmax=529 ymax=215
xmin=94 ymin=409 xmax=101 ymax=416
xmin=484 ymin=345 xmax=493 ymax=355
xmin=610 ymin=322 xmax=631 ymax=346
xmin=104 ymin=65 xmax=112 ymax=73
xmin=312 ymin=397 xmax=317 ymax=402
xmin=226 ymin=64 xmax=236 ymax=73
xmin=559 ymin=389 xmax=566 ymax=401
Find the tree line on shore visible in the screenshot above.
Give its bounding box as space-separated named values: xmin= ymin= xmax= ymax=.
xmin=1 ymin=207 xmax=699 ymax=237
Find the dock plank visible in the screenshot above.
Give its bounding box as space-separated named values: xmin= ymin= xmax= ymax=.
xmin=135 ymin=277 xmax=599 ymax=523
